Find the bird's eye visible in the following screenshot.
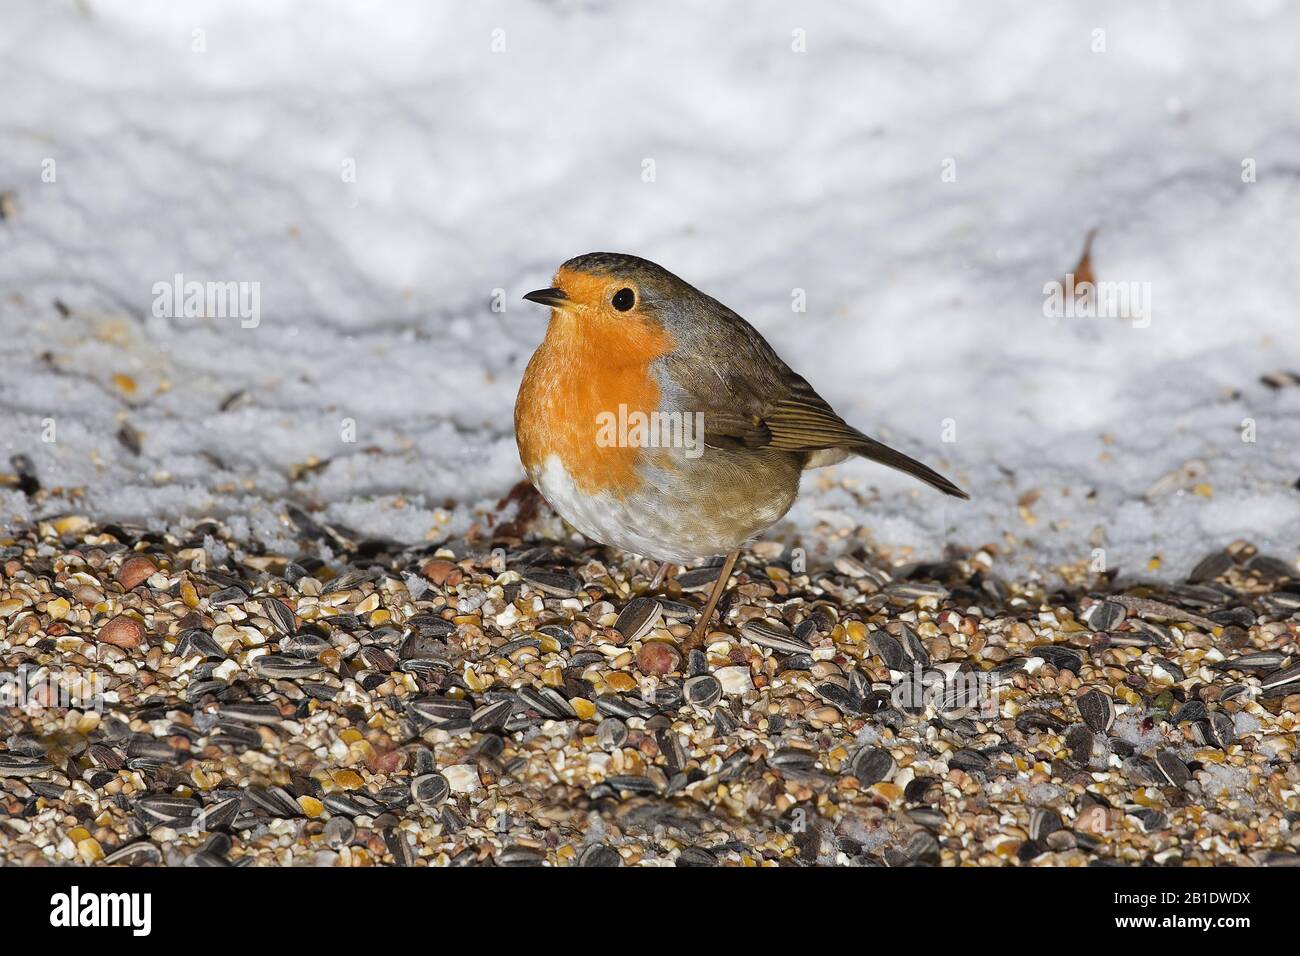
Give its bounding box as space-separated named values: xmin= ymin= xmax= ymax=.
xmin=611 ymin=288 xmax=635 ymax=311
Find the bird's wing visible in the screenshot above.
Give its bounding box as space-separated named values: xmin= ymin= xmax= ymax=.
xmin=661 ymin=311 xmax=969 ymax=499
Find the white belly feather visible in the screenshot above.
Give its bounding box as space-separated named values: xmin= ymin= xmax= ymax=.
xmin=530 ymin=453 xmax=792 ymax=564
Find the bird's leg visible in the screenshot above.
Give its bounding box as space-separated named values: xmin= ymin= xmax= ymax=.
xmin=648 ymin=561 xmax=672 ymax=592
xmin=683 ymin=549 xmax=741 ymax=651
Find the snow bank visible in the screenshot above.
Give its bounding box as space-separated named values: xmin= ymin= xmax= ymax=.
xmin=2 ymin=0 xmax=1298 ymax=579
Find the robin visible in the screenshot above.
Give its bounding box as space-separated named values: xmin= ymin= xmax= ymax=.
xmin=516 ymin=252 xmax=967 ymax=650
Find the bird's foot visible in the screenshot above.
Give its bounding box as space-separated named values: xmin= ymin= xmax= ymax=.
xmin=679 ymin=549 xmax=741 ymax=654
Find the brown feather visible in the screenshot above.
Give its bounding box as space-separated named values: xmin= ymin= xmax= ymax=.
xmin=663 ymin=332 xmax=967 ymax=499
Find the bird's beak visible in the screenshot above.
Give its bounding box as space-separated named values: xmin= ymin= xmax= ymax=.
xmin=523 ymin=287 xmax=569 ymax=309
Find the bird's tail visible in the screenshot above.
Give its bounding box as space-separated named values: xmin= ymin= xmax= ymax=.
xmin=851 ymin=437 xmax=969 ymax=499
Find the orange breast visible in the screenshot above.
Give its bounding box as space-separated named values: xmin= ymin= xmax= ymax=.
xmin=515 ymin=310 xmax=675 ymax=498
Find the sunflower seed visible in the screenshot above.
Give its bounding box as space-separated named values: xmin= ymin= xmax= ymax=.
xmin=1130 ymin=808 xmax=1167 ymax=832
xmin=136 ymin=795 xmax=199 ymax=827
xmin=596 ymin=718 xmax=627 ymax=750
xmin=814 ymin=677 xmax=859 ymax=714
xmin=1122 ymin=757 xmax=1164 ymax=785
xmin=770 ymin=747 xmax=817 ymax=773
xmin=321 ymin=794 xmax=367 ymax=817
xmin=325 ymin=568 xmax=373 ymax=593
xmin=1016 ymin=711 xmax=1067 ymax=734
xmin=209 ymin=586 xmax=247 ymax=607
xmin=1214 ymin=651 xmax=1286 ymax=672
xmin=176 ymin=628 xmax=225 ymax=659
xmin=898 ymin=623 xmax=930 ymax=667
xmin=1262 ymin=590 xmax=1300 ymax=614
xmin=1112 ymin=595 xmax=1220 ymax=631
xmin=1125 ymin=619 xmax=1172 ymax=646
xmin=948 ymin=749 xmax=990 ymax=774
xmin=498 ymin=843 xmax=547 ymax=865
xmin=656 ymin=729 xmax=687 ymax=774
xmin=684 ymin=674 xmax=722 ymax=708
xmin=104 ymin=841 xmax=163 ymax=866
xmin=1150 ymin=658 xmax=1185 ymax=682
xmin=937 ymin=681 xmax=984 ymax=718
xmin=0 ymin=754 xmax=52 ymax=777
xmin=517 ymin=686 xmax=564 ymax=719
xmin=869 ymin=631 xmax=908 ymax=671
xmin=676 ymin=566 xmax=722 ymax=590
xmin=1065 ymin=725 xmax=1094 ymax=764
xmin=280 ymin=633 xmax=330 ymax=657
xmin=1205 ymin=711 xmax=1237 ymax=749
xmin=86 ymin=744 xmax=124 ymax=770
xmin=359 ymin=646 xmax=397 ymax=671
xmin=244 ymin=785 xmax=300 ymax=818
xmin=1077 ymin=689 xmax=1115 ymax=734
xmin=409 ymin=696 xmax=473 ymax=725
xmin=713 ymin=706 xmax=738 ymax=736
xmin=1032 ymin=645 xmax=1084 ymax=672
xmin=1030 ymin=807 xmax=1062 ymax=843
xmin=606 ymin=775 xmax=660 ymax=795
xmin=471 ymin=699 xmax=513 ymax=731
xmin=30 ymin=781 xmax=68 ymax=800
xmin=1260 ymin=663 xmax=1300 ymax=691
xmin=496 ymin=637 xmax=539 ymax=657
xmin=1247 ymin=554 xmax=1292 ymax=581
xmin=1173 ymin=699 xmax=1207 ymax=725
xmin=907 ymin=807 xmax=946 ymax=830
xmin=740 ymin=618 xmax=811 ymax=654
xmin=823 ymin=555 xmax=863 ymax=581
xmin=850 ymin=746 xmax=894 ymax=786
xmin=521 ymin=569 xmax=581 ymax=597
xmin=261 ymin=597 xmax=296 ymax=635
xmin=886 ymin=581 xmax=949 ymax=602
xmin=614 ymin=597 xmax=662 ymax=640
xmin=1105 ymin=631 xmax=1159 ymax=648
xmin=579 ymin=844 xmax=622 ymax=867
xmin=379 ymin=828 xmax=415 ymax=866
xmin=1082 ymin=600 xmax=1125 ymax=631
xmin=217 ymin=702 xmax=282 ymax=725
xmin=597 ymin=693 xmax=653 ymax=720
xmin=1219 ymin=683 xmax=1250 ymax=703
xmin=195 ymin=796 xmax=240 ymax=831
xmin=1154 ymin=749 xmax=1190 ymax=788
xmin=676 ymin=847 xmax=717 ymax=867
xmin=1188 ymin=551 xmax=1232 ymax=583
xmin=254 ymin=655 xmax=326 ymax=679
xmin=126 ymin=736 xmax=178 ymax=763
xmin=898 ymin=829 xmax=940 ymax=864
xmin=407 ymin=614 xmax=456 ymax=638
xmin=539 ymin=687 xmax=577 ymax=718
xmin=1210 ymin=606 xmax=1255 ymax=627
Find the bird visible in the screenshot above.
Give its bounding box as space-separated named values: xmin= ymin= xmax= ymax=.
xmin=515 ymin=252 xmax=967 ymax=650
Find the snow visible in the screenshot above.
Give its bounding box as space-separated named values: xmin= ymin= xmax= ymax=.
xmin=2 ymin=0 xmax=1298 ymax=580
